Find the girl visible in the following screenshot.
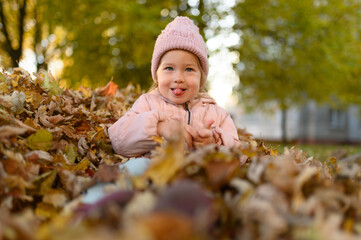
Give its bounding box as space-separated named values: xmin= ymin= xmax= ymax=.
xmin=83 ymin=16 xmax=239 ymax=203
xmin=108 ymin=16 xmax=239 ymax=174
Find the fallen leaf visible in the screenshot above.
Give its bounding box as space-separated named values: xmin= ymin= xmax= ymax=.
xmin=205 ymin=158 xmax=240 ymax=189
xmin=100 ymin=80 xmax=118 ymax=96
xmin=0 ymin=126 xmax=28 ymax=143
xmin=47 ymin=115 xmax=64 ymax=125
xmin=25 ymin=150 xmax=54 ymax=163
xmin=27 ymin=129 xmax=53 ymax=151
xmin=35 ymin=202 xmax=58 ymax=218
xmin=43 ymin=189 xmax=68 ymax=208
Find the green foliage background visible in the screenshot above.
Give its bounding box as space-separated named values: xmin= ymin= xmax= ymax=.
xmin=0 ymin=0 xmax=212 ymax=89
xmin=1 ymin=0 xmax=361 ymax=111
xmin=232 ymin=0 xmax=361 ymax=110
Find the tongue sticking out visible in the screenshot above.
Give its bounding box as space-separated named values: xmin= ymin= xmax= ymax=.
xmin=172 ymin=88 xmax=185 ymax=96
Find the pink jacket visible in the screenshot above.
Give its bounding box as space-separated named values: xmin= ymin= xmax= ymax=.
xmin=108 ymin=90 xmax=239 ymax=158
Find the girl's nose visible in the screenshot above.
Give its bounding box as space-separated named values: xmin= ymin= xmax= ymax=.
xmin=173 ymin=71 xmax=184 ymax=83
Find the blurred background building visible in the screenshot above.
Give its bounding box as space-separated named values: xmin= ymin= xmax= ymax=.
xmin=232 ymin=103 xmax=361 ymax=144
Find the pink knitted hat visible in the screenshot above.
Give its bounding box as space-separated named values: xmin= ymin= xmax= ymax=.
xmin=151 ymin=16 xmax=209 ymax=85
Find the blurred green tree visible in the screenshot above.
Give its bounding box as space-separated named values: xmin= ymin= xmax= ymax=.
xmin=0 ymin=0 xmax=212 ymax=89
xmin=232 ymin=0 xmax=361 ymax=142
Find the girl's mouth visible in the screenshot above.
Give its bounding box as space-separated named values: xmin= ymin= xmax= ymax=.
xmin=171 ymin=88 xmax=186 ymax=96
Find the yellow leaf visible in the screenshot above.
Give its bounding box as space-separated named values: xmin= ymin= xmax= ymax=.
xmin=11 ymin=78 xmax=19 ymax=87
xmin=24 ymin=118 xmax=39 ymax=130
xmin=270 ymin=146 xmax=279 ymax=157
xmin=35 ymin=202 xmax=57 ymax=218
xmin=27 ymin=129 xmax=53 ymax=151
xmin=64 ymin=144 xmax=77 ymax=164
xmin=24 ymin=90 xmax=43 ymax=108
xmin=343 ymin=218 xmax=354 ymax=233
xmin=78 ymin=86 xmax=92 ymax=98
xmin=329 ymin=156 xmax=337 ymax=165
xmin=40 ymin=170 xmax=57 ymax=195
xmin=36 ymin=215 xmax=70 ymax=239
xmin=71 ymin=158 xmax=90 ymax=171
xmin=0 ymin=82 xmax=10 ymax=94
xmin=145 ymin=135 xmax=185 ymax=187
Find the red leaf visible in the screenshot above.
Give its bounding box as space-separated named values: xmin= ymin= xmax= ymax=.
xmin=100 ymin=80 xmax=118 ymax=96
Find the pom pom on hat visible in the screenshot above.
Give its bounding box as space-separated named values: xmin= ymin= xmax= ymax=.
xmin=151 ymin=16 xmax=209 ymax=86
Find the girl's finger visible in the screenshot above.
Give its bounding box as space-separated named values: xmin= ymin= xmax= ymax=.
xmin=184 ymin=132 xmax=193 ymax=149
xmin=204 ymin=119 xmax=215 ymax=129
xmin=197 ymin=129 xmax=212 ymax=138
xmin=184 ymin=124 xmax=198 ymax=138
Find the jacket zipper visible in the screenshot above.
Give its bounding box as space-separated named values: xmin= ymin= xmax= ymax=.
xmin=184 ymin=102 xmax=191 ymax=125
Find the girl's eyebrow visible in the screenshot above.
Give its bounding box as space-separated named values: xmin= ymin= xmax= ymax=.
xmin=159 ymin=62 xmax=174 ymax=65
xmin=160 ymin=62 xmax=198 ymax=66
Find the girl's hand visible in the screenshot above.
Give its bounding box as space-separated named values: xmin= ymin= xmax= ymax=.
xmin=185 ymin=120 xmax=216 ymax=148
xmin=157 ymin=120 xmax=193 ymax=149
xmin=157 ymin=120 xmax=181 ymax=140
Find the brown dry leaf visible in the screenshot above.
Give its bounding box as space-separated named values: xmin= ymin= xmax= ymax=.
xmin=135 ymin=212 xmax=196 ymax=240
xmin=0 ymin=126 xmax=28 ymax=143
xmin=60 ymin=125 xmax=77 ymax=139
xmin=96 ymin=163 xmax=121 ymax=182
xmin=240 ymin=184 xmax=289 ymax=239
xmin=205 ymin=158 xmax=240 ymax=189
xmin=25 ymin=150 xmax=54 ymax=163
xmin=78 ymin=137 xmax=89 ymax=155
xmin=58 ymin=169 xmax=94 ymax=197
xmin=43 ymin=189 xmax=68 ymax=208
xmin=47 ymin=115 xmax=64 ymax=125
xmin=4 ymin=175 xmax=34 ymax=200
xmin=0 ymin=208 xmax=39 ymax=240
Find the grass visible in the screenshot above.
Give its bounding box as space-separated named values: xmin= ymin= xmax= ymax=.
xmin=263 ymin=141 xmax=361 ymax=162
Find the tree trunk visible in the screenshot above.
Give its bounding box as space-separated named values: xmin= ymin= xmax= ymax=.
xmin=0 ymin=0 xmax=27 ymax=67
xmin=281 ymin=108 xmax=287 ymax=143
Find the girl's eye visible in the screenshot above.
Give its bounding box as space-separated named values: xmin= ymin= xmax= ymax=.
xmin=185 ymin=68 xmax=193 ymax=72
xmin=165 ymin=67 xmax=173 ymax=71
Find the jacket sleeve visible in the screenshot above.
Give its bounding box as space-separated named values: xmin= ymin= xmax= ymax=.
xmin=108 ymin=95 xmax=167 ymax=157
xmin=213 ymin=108 xmax=239 ymax=147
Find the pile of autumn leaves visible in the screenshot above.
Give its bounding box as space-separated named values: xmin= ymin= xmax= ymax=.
xmin=1 ymin=68 xmax=361 ymax=240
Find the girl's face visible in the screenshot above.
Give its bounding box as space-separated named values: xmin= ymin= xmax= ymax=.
xmin=156 ymin=50 xmax=201 ymax=105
